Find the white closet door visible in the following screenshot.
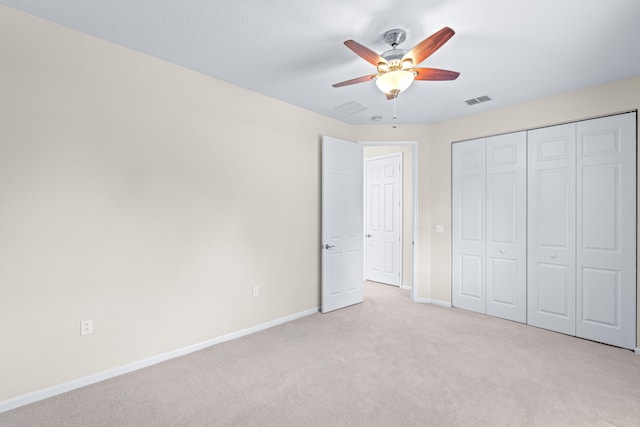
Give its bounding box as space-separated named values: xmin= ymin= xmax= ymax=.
xmin=527 ymin=123 xmax=576 ymax=335
xmin=452 ymin=138 xmax=486 ymax=313
xmin=486 ymin=132 xmax=527 ymax=323
xmin=576 ymin=113 xmax=636 ymax=349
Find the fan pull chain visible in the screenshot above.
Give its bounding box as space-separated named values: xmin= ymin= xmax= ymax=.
xmin=392 ymin=93 xmax=398 ymax=128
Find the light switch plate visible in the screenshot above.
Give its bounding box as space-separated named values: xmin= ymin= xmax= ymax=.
xmin=435 ymin=224 xmax=445 ymax=234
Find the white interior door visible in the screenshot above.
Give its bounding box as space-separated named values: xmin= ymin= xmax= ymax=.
xmin=527 ymin=123 xmax=576 ymax=335
xmin=576 ymin=113 xmax=636 ymax=349
xmin=321 ymin=136 xmax=363 ymax=313
xmin=365 ymin=154 xmax=402 ymax=286
xmin=485 ymin=132 xmax=527 ymax=323
xmin=452 ymin=138 xmax=486 ymax=313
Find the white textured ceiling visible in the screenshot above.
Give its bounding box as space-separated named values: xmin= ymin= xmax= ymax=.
xmin=2 ymin=0 xmax=640 ymax=125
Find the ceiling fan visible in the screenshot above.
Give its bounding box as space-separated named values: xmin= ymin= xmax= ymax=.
xmin=332 ymin=27 xmax=460 ymax=99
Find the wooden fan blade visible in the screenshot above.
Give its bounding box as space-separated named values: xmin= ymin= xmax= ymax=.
xmin=344 ymin=40 xmax=386 ymax=66
xmin=332 ymin=74 xmax=377 ymax=88
xmin=404 ymin=27 xmax=455 ymax=66
xmin=412 ymin=67 xmax=460 ymax=81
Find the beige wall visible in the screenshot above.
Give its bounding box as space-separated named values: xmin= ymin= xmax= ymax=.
xmin=2 ymin=4 xmax=639 ymax=406
xmin=0 ymin=6 xmax=350 ymax=401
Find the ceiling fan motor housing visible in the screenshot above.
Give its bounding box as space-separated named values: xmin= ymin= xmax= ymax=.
xmin=380 ymin=29 xmax=412 ymax=71
xmin=381 ymin=49 xmax=407 ymax=62
xmin=383 ymin=29 xmax=406 ymax=47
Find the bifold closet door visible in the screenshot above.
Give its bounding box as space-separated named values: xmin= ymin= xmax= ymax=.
xmin=452 ymin=138 xmax=486 ymax=313
xmin=576 ymin=113 xmax=636 ymax=349
xmin=528 ymin=112 xmax=636 ymax=349
xmin=527 ymin=123 xmax=577 ymax=336
xmin=453 ymin=134 xmax=527 ymax=322
xmin=485 ymin=132 xmax=527 ymax=323
xmin=456 ymin=113 xmax=636 ymax=349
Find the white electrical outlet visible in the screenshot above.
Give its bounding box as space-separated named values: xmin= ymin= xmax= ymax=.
xmin=252 ymin=286 xmax=259 ymax=297
xmin=80 ymin=319 xmax=93 ymax=335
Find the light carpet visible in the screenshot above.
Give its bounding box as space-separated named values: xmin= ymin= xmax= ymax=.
xmin=2 ymin=281 xmax=640 ymax=426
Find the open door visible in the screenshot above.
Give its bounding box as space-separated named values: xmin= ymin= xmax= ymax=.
xmin=321 ymin=136 xmax=363 ymax=313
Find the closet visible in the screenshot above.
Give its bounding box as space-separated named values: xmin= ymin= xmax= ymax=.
xmin=452 ymin=112 xmax=637 ymax=350
xmin=451 ymin=131 xmax=527 ymax=323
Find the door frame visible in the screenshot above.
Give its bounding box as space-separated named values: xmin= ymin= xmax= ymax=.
xmin=360 ymin=141 xmax=419 ymax=302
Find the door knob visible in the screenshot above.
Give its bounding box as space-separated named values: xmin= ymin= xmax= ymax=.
xmin=324 ymin=244 xmax=335 ymax=249
xmin=499 ymin=249 xmax=505 ymax=254
xmin=550 ymin=253 xmax=557 ymax=259
xmin=366 ymin=234 xmax=372 ymax=238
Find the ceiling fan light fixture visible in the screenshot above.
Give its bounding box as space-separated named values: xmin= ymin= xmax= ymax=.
xmin=375 ymin=70 xmax=415 ymax=95
xmin=377 ymin=62 xmax=389 ymax=73
xmin=401 ymin=58 xmax=413 ymax=69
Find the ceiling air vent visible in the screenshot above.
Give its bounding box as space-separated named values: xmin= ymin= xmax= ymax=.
xmin=334 ymin=101 xmax=369 ymax=115
xmin=464 ymin=95 xmax=492 ymax=106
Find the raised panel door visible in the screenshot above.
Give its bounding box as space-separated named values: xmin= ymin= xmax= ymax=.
xmin=322 ymin=136 xmax=363 ymax=313
xmin=486 ymin=132 xmax=527 ymax=323
xmin=576 ymin=113 xmax=636 ymax=349
xmin=365 ymin=154 xmax=402 ymax=286
xmin=527 ymin=124 xmax=576 ymax=335
xmin=452 ymin=139 xmax=486 ymax=313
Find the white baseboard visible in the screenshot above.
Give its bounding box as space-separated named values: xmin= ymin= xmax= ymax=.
xmin=414 ymin=297 xmax=452 ymax=307
xmin=0 ymin=307 xmax=319 ymax=414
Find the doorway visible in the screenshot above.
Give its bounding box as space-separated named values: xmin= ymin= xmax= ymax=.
xmin=362 ymin=142 xmax=416 ymax=296
xmin=321 ymin=137 xmax=418 ymax=313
